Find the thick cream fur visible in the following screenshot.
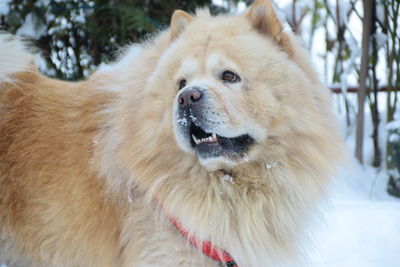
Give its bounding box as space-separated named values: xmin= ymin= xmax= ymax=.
xmin=0 ymin=2 xmax=345 ymax=267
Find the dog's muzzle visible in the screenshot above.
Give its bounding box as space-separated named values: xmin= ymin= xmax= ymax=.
xmin=175 ymin=86 xmax=254 ymax=160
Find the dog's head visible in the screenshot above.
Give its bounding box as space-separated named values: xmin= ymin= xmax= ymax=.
xmin=144 ymin=0 xmax=314 ymax=171
xmin=118 ymin=0 xmax=341 ymax=176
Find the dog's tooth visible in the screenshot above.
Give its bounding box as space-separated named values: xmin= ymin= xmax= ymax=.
xmin=193 ymin=135 xmax=202 ymax=145
xmin=212 ymin=133 xmax=217 ymax=140
xmin=192 ymin=134 xmax=199 ymax=144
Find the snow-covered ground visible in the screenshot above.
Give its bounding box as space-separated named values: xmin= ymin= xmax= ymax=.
xmin=307 ymin=98 xmax=400 ymax=267
xmin=308 ymin=159 xmax=400 ymax=267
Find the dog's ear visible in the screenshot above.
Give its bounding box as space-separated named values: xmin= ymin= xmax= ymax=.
xmin=246 ymin=0 xmax=288 ymax=47
xmin=170 ymin=10 xmax=192 ymax=41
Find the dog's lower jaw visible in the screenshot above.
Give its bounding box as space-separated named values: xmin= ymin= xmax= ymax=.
xmin=198 ymin=155 xmax=245 ymax=171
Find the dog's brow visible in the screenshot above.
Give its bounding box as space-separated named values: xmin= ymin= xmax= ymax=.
xmin=206 ymin=53 xmax=239 ymax=75
xmin=180 ymin=59 xmax=199 ymax=75
xmin=206 ymin=52 xmax=220 ymax=71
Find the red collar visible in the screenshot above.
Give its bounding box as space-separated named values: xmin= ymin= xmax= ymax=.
xmin=167 ymin=214 xmax=239 ymax=267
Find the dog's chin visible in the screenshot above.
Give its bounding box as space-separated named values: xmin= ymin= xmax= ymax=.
xmin=197 ymin=155 xmax=249 ymax=171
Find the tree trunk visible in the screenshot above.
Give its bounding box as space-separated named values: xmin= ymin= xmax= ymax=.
xmin=370 ymin=0 xmax=381 ymax=167
xmin=355 ymin=0 xmax=373 ymax=163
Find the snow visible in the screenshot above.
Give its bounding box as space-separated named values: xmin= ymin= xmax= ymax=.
xmin=304 ymin=90 xmax=400 ymax=267
xmin=376 ymin=2 xmax=386 ymax=26
xmin=307 ymin=159 xmax=400 ymax=267
xmin=281 ymin=0 xmax=311 ymax=27
xmin=0 ymin=0 xmax=11 ymax=15
xmin=304 ymin=88 xmax=400 ymax=266
xmin=388 ymin=120 xmax=400 ymax=131
xmin=16 ymin=13 xmax=46 ymax=39
xmin=311 ymin=201 xmax=400 ymax=266
xmin=387 ymin=104 xmax=400 ymax=131
xmin=336 ymin=1 xmax=350 ymax=28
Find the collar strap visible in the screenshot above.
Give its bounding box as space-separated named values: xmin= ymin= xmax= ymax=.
xmin=168 ymin=215 xmax=239 ymax=267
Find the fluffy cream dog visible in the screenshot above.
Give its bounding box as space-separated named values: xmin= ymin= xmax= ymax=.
xmin=0 ymin=0 xmax=345 ymax=266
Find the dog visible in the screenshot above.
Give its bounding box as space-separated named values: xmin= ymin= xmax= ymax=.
xmin=0 ymin=0 xmax=345 ymax=266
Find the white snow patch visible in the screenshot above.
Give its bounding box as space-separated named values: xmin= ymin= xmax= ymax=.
xmin=310 ymin=200 xmax=400 ymax=267
xmin=16 ymin=13 xmax=47 ymax=39
xmin=0 ymin=0 xmax=11 ymax=15
xmin=387 ymin=120 xmax=400 ymax=131
xmin=306 ymin=156 xmax=400 ymax=267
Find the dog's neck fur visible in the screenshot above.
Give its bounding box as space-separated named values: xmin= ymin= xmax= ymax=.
xmin=94 ymin=111 xmax=332 ymax=266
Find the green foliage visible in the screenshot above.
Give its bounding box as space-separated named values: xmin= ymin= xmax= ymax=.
xmin=387 ymin=125 xmax=400 ymax=197
xmin=0 ymin=0 xmax=238 ymax=80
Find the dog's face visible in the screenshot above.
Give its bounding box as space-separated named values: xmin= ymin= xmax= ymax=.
xmin=139 ymin=1 xmax=320 ymax=171
xmin=171 ymin=50 xmax=268 ymax=170
xmin=162 ymin=11 xmax=294 ymax=171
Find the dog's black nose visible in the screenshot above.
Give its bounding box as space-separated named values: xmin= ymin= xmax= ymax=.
xmin=178 ymin=88 xmax=202 ymax=106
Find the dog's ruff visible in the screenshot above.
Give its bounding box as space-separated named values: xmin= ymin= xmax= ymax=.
xmin=166 ymin=209 xmax=238 ymax=266
xmin=0 ymin=0 xmax=346 ymax=266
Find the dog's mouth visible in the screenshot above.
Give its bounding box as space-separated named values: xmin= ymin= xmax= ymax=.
xmin=189 ymin=123 xmax=254 ymax=159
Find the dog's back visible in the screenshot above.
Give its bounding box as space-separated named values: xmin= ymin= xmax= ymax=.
xmin=0 ymin=35 xmax=121 ymax=266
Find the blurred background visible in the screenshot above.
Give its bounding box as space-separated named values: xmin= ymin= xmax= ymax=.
xmin=0 ymin=0 xmax=399 ymax=194
xmin=1 ymin=0 xmax=400 ymax=265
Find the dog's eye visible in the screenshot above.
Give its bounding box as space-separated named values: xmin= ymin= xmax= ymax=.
xmin=222 ymin=71 xmax=240 ymax=83
xmin=178 ymin=79 xmax=187 ymax=90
